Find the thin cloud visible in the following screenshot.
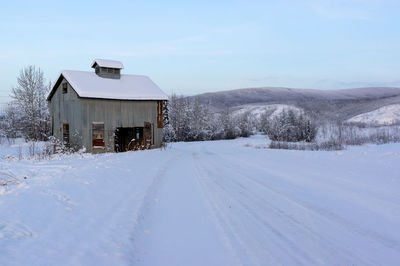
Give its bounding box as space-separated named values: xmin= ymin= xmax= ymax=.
xmin=307 ymin=0 xmax=387 ymax=20
xmin=245 ymin=75 xmax=400 ymax=90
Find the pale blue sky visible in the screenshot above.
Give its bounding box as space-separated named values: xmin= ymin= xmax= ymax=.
xmin=1 ymin=0 xmax=400 ymax=103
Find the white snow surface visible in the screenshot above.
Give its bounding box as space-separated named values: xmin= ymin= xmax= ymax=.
xmin=48 ymin=70 xmax=168 ymax=101
xmin=1 ymin=136 xmax=400 ymax=265
xmin=91 ymin=59 xmax=124 ymax=69
xmin=0 ymin=138 xmax=46 ymax=159
xmin=347 ymin=104 xmax=400 ymax=125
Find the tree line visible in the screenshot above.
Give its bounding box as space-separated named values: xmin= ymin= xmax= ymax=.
xmin=163 ymin=94 xmax=256 ymax=142
xmin=163 ymin=94 xmax=317 ymax=143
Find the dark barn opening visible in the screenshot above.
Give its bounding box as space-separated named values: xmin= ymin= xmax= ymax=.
xmin=114 ymin=127 xmax=143 ymax=152
xmin=114 ymin=124 xmax=153 ymax=152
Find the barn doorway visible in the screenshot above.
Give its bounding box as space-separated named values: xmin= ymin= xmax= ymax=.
xmin=114 ymin=127 xmax=141 ymax=152
xmin=114 ymin=124 xmax=152 ymax=152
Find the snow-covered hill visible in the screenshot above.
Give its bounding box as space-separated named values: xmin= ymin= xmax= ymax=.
xmin=347 ymin=104 xmax=400 ymax=125
xmin=1 ymin=137 xmax=400 ymax=265
xmin=232 ymin=103 xmax=303 ymax=118
xmin=190 ymin=86 xmax=400 ymax=122
xmin=193 ymin=86 xmax=400 ymax=107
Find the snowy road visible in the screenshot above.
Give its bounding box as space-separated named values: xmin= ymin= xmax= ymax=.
xmin=1 ymin=136 xmax=400 ymax=265
xmin=132 ymin=138 xmax=400 ymax=265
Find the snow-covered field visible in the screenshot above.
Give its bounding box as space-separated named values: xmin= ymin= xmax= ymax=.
xmin=347 ymin=104 xmax=400 ymax=125
xmin=1 ymin=136 xmax=400 ymax=265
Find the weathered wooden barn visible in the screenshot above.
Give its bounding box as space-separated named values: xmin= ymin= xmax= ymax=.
xmin=47 ymin=59 xmax=168 ymax=153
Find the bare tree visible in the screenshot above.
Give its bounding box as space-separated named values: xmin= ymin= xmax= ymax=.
xmin=11 ymin=66 xmax=50 ymax=141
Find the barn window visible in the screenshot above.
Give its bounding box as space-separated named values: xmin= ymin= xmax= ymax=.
xmin=63 ymin=123 xmax=70 ymax=146
xmin=62 ymin=83 xmax=68 ymax=94
xmin=157 ymin=101 xmax=163 ymax=128
xmin=92 ymin=122 xmax=105 ymax=148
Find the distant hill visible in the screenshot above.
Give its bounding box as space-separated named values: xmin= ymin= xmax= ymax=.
xmin=189 ymin=87 xmax=400 ymax=124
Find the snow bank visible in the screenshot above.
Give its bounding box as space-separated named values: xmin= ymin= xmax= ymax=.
xmin=0 ymin=149 xmax=173 ymax=265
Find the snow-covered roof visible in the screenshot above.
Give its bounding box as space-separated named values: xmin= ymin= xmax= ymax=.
xmin=47 ymin=70 xmax=168 ymax=101
xmin=91 ymin=59 xmax=124 ymax=69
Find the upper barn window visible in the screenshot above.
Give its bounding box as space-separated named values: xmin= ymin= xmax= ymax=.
xmin=62 ymin=83 xmax=68 ymax=94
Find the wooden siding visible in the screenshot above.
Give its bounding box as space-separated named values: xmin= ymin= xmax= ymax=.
xmin=49 ymin=77 xmax=163 ymax=153
xmin=49 ymin=79 xmax=83 ymax=149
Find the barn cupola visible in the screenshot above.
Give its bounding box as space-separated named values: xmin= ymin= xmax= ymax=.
xmin=91 ymin=59 xmax=124 ymax=79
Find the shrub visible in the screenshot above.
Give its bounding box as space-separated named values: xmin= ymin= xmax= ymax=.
xmin=264 ymin=110 xmax=317 ymax=142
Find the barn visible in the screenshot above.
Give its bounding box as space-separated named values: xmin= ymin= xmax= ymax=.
xmin=47 ymin=59 xmax=168 ymax=153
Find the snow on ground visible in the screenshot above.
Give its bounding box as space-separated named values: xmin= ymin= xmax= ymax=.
xmin=347 ymin=104 xmax=400 ymax=125
xmin=0 ymin=138 xmax=47 ymax=159
xmin=232 ymin=104 xmax=303 ymax=118
xmin=1 ymin=136 xmax=400 ymax=265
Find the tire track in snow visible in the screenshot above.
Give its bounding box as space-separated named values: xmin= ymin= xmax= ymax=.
xmin=130 ymin=152 xmax=184 ymax=240
xmin=204 ymin=148 xmax=400 ymax=251
xmin=191 ymin=152 xmax=255 ymax=266
xmin=193 ymin=151 xmax=381 ymax=265
xmin=213 ymin=153 xmax=400 ymax=253
xmin=131 ymin=150 xmax=240 ymax=266
xmin=193 ymin=154 xmax=321 ymax=265
xmin=226 ymin=152 xmax=400 ymax=210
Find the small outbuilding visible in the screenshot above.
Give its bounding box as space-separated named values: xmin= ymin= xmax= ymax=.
xmin=47 ymin=59 xmax=168 ymax=153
